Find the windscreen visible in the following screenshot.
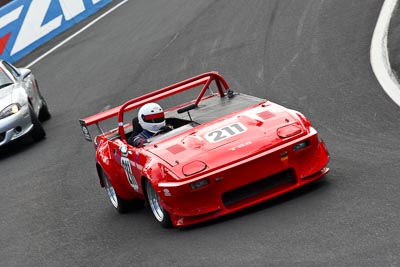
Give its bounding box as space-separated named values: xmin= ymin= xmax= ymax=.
xmin=0 ymin=68 xmax=13 ymax=89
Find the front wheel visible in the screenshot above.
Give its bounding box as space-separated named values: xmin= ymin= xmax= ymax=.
xmin=99 ymin=168 xmax=142 ymax=213
xmin=38 ymin=96 xmax=51 ymax=122
xmin=29 ymin=104 xmax=46 ymax=141
xmin=145 ymin=180 xmax=172 ymax=228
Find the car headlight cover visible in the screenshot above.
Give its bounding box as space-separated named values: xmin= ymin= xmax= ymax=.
xmin=0 ymin=103 xmax=21 ymax=119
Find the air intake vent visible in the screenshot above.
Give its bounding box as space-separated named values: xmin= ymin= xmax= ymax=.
xmin=222 ymin=169 xmax=296 ymax=207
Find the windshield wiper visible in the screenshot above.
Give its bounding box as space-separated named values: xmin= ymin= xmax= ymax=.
xmin=0 ymin=83 xmax=13 ymax=89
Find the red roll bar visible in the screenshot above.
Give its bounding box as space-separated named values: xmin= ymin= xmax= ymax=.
xmin=79 ymin=72 xmax=230 ymax=142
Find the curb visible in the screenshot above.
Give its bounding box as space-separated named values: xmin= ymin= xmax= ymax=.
xmin=370 ymin=0 xmax=400 ymax=106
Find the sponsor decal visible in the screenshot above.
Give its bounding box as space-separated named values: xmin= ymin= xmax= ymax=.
xmin=0 ymin=0 xmax=111 ymax=63
xmin=229 ymin=140 xmax=252 ymax=151
xmin=163 ymin=189 xmax=171 ymax=197
xmin=80 ymin=124 xmax=92 ymax=142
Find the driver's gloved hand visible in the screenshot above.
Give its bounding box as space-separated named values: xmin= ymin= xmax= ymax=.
xmin=158 ymin=124 xmax=174 ymax=133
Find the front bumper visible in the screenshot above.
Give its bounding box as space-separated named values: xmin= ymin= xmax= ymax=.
xmin=157 ymin=130 xmax=330 ymax=227
xmin=0 ymin=105 xmax=33 ymax=146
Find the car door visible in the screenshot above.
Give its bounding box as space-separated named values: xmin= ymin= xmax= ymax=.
xmin=112 ymin=139 xmax=147 ymax=196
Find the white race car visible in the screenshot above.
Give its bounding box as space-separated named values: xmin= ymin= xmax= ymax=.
xmin=0 ymin=59 xmax=50 ymax=147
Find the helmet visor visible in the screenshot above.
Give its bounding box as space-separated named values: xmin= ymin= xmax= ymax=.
xmin=142 ymin=112 xmax=165 ymax=123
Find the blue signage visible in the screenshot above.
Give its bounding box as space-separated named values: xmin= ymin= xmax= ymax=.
xmin=0 ymin=0 xmax=112 ymax=63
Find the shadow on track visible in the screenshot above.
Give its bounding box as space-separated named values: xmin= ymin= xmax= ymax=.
xmin=0 ymin=135 xmax=45 ymax=160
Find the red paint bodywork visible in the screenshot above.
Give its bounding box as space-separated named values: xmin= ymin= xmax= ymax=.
xmin=80 ymin=72 xmax=329 ymax=227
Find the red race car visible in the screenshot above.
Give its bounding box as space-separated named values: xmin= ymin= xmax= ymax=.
xmin=79 ymin=72 xmax=329 ymax=227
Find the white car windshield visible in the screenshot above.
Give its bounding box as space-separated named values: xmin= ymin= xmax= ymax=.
xmin=0 ymin=69 xmax=13 ymax=89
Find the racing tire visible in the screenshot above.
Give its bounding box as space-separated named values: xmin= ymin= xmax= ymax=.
xmin=145 ymin=179 xmax=172 ymax=228
xmin=38 ymin=96 xmax=51 ymax=122
xmin=35 ymin=80 xmax=51 ymax=122
xmin=29 ymin=104 xmax=46 ymax=141
xmin=99 ymin=168 xmax=143 ymax=213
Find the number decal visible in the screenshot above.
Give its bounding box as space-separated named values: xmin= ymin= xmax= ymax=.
xmin=121 ymin=156 xmax=139 ymax=191
xmin=207 ymin=130 xmax=225 ymax=142
xmin=204 ymin=122 xmax=247 ymax=143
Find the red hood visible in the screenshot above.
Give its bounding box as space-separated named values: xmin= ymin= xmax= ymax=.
xmin=146 ymin=102 xmax=306 ymax=177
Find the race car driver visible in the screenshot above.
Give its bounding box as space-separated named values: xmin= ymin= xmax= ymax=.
xmin=128 ymin=103 xmax=172 ymax=147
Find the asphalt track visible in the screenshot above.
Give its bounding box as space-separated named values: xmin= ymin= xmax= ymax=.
xmin=1 ymin=0 xmax=400 ymax=266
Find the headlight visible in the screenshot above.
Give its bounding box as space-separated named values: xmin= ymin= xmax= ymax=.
xmin=0 ymin=103 xmax=21 ymax=119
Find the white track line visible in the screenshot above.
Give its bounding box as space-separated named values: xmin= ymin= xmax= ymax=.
xmin=26 ymin=0 xmax=128 ymax=68
xmin=370 ymin=0 xmax=400 ymax=106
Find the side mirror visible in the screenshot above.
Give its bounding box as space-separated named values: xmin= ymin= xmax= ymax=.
xmin=19 ymin=68 xmax=31 ymax=80
xmin=119 ymin=144 xmax=132 ymax=156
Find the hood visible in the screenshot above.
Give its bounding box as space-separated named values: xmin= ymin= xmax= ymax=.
xmin=147 ymin=102 xmax=306 ymax=177
xmin=0 ymin=85 xmax=16 ymax=110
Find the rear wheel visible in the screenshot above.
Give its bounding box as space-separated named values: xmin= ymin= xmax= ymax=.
xmin=29 ymin=104 xmax=46 ymax=141
xmin=145 ymin=179 xmax=172 ymax=227
xmin=99 ymin=168 xmax=143 ymax=213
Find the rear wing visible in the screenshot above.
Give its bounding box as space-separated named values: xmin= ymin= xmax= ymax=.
xmin=79 ymin=71 xmax=230 ymax=142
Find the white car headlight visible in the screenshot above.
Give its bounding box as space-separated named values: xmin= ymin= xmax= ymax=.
xmin=0 ymin=103 xmax=21 ymax=119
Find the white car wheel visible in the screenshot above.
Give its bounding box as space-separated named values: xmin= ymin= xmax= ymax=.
xmin=145 ymin=180 xmax=172 ymax=227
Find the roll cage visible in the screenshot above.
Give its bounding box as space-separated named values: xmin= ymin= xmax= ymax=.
xmin=79 ymin=72 xmax=230 ymax=143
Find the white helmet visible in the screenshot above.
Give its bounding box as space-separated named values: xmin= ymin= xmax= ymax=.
xmin=138 ymin=103 xmax=166 ymax=133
